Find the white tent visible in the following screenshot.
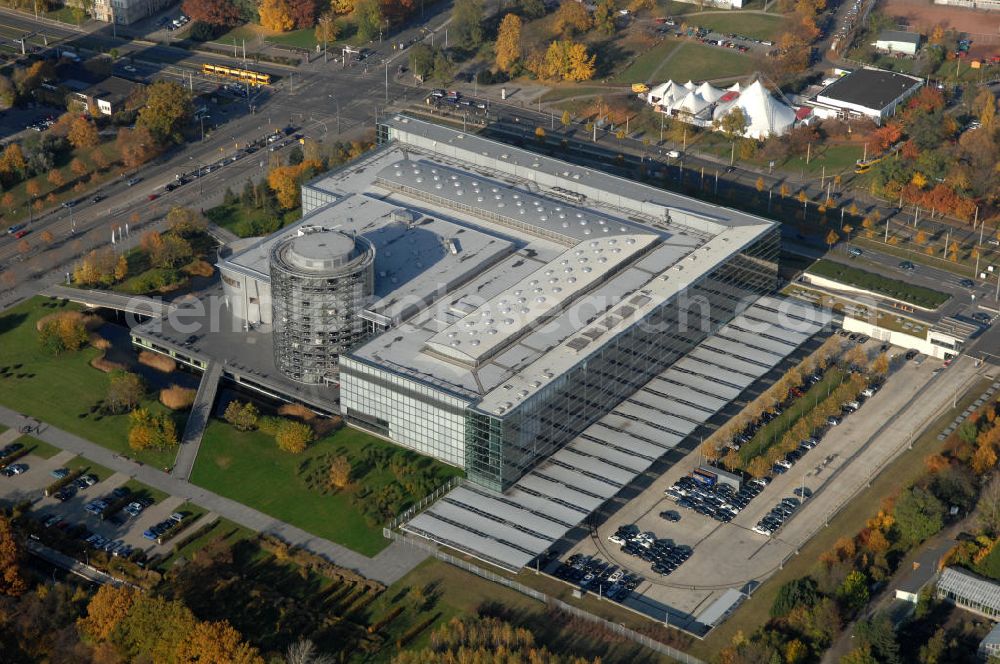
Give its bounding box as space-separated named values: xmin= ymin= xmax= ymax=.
xmin=683 ymin=80 xmax=697 ymax=91
xmin=695 ymin=81 xmax=726 ymax=103
xmin=713 ymin=80 xmax=795 ymax=139
xmin=674 ymin=91 xmax=710 ymax=116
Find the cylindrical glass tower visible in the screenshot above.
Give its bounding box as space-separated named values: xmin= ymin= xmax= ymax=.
xmin=269 ymin=229 xmax=375 ymax=384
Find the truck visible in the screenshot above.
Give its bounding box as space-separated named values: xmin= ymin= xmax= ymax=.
xmin=693 ymin=465 xmax=742 ymax=491
xmin=631 ymin=83 xmax=650 ymax=93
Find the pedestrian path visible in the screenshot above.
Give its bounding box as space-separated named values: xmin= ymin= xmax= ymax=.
xmin=172 ymin=361 xmax=222 ymax=481
xmin=0 ymin=405 xmax=428 ymax=585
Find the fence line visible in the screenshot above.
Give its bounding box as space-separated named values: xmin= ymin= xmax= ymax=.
xmin=384 ymin=529 xmax=706 ymax=664
xmin=386 ymin=475 xmax=462 ymax=531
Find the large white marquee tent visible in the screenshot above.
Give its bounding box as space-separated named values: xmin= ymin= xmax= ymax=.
xmin=645 ymin=79 xmax=796 ymax=139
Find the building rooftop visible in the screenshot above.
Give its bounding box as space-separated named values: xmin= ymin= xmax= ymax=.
xmin=876 ymin=30 xmax=921 ymax=45
xmin=938 ymin=567 xmax=1000 ymax=612
xmin=816 ymin=68 xmax=922 ymax=111
xmin=223 ymin=115 xmax=777 ymax=406
xmin=83 ymin=75 xmax=140 ymax=102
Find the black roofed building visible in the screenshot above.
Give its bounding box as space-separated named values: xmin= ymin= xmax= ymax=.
xmin=811 ymin=68 xmax=923 ymax=125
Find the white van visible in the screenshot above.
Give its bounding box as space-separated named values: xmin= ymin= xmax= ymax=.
xmin=666 ymin=150 xmax=681 ymax=159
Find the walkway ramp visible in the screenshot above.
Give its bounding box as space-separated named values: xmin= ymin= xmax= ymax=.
xmin=43 ymin=284 xmax=177 ymax=318
xmin=172 ymin=361 xmax=223 ymax=480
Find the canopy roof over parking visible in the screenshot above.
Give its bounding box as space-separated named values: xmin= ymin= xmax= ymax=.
xmin=402 ymin=295 xmax=832 ymax=572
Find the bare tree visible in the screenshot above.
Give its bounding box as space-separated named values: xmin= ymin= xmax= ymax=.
xmin=977 ymin=475 xmax=1000 ymax=536
xmin=286 ymin=639 xmax=335 ymax=664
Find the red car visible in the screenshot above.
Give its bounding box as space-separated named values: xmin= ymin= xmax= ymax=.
xmin=147 ymin=194 xmax=159 ymax=201
xmin=14 ymin=229 xmax=29 ymax=238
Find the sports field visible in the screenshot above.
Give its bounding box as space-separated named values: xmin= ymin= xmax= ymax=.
xmin=882 ymin=0 xmax=1000 ymax=56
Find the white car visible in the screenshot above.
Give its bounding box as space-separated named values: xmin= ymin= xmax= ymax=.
xmin=608 ymin=533 xmax=625 ymax=545
xmin=752 ymin=525 xmax=773 ymax=536
xmin=775 ymin=459 xmax=793 ymax=470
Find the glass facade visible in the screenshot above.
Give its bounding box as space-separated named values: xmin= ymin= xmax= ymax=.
xmin=338 ymin=227 xmax=779 ymax=490
xmin=465 ymin=228 xmax=780 ymax=490
xmin=339 ymin=357 xmax=471 ymax=467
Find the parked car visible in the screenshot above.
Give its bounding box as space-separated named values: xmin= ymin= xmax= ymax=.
xmin=1 ymin=463 xmax=27 ymax=476
xmin=50 ymin=468 xmax=69 ymax=479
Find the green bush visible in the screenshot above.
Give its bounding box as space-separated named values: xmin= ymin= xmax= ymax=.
xmin=123 ymin=268 xmax=183 ymax=295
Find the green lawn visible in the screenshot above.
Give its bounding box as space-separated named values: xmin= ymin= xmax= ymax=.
xmin=45 ymin=5 xmax=84 ymax=24
xmin=653 ymin=42 xmax=757 ymax=82
xmin=692 ymin=12 xmax=787 ymax=40
xmin=779 ymin=143 xmax=863 ymax=176
xmin=0 ymin=297 xmax=184 ymax=469
xmin=807 ymin=259 xmax=951 ymax=309
xmin=22 ymin=436 xmax=62 ymax=460
xmin=215 ymin=24 xmax=265 ymax=46
xmin=206 ymin=202 xmax=301 ymax=238
xmin=540 ymin=86 xmax=612 ymax=103
xmin=64 ymin=456 xmax=114 ymax=482
xmin=191 ymin=421 xmax=463 ymax=556
xmin=738 ymin=368 xmax=846 ymax=463
xmin=611 ymin=40 xmax=683 ymax=84
xmin=266 ymin=27 xmax=320 ymax=49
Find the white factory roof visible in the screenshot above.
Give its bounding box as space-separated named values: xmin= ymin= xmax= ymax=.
xmin=424 ymin=234 xmax=658 ymax=367
xmin=404 ymin=295 xmax=833 ymax=571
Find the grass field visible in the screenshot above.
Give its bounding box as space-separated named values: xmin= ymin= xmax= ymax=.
xmin=191 ymin=420 xmax=462 ymax=556
xmin=540 ymin=86 xmax=612 ymax=103
xmin=0 ymin=298 xmax=183 ymax=469
xmin=691 ymin=376 xmax=995 ymax=658
xmin=63 ymin=456 xmax=114 ymax=482
xmin=265 ymin=28 xmax=320 ymax=49
xmin=157 ymin=517 xmax=256 ymax=571
xmin=611 ymin=40 xmax=683 ymax=84
xmin=206 ymin=203 xmax=301 ymax=238
xmin=807 ymin=259 xmax=951 ymax=309
xmin=780 ymin=142 xmax=864 ymax=176
xmin=692 ymin=12 xmax=787 ymax=40
xmin=652 ymin=42 xmax=757 ymax=82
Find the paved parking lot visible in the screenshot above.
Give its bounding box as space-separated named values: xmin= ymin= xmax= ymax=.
xmin=554 ymin=345 xmax=981 ymax=631
xmin=0 ymin=445 xmax=194 ymax=559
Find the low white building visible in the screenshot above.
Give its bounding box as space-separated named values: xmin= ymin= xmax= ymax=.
xmin=872 ymin=30 xmax=921 ymax=56
xmin=934 ymin=0 xmax=1000 ymax=10
xmin=811 ymin=68 xmax=923 ymax=125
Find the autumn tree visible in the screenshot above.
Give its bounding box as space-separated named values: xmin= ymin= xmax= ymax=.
xmin=138 ymin=81 xmax=194 ymax=144
xmin=166 ymin=206 xmax=207 ymax=236
xmin=78 ymin=585 xmax=140 ymax=641
xmin=40 ymin=230 xmax=54 ymax=244
xmin=972 ymin=87 xmax=997 ymax=131
xmin=128 ymin=408 xmax=178 ymax=451
xmin=354 ymin=0 xmax=383 ymax=41
xmin=870 ymin=122 xmax=902 ymax=152
xmin=175 ymin=619 xmax=265 ymax=664
xmin=825 ymin=229 xmax=839 ymax=249
xmin=495 ymin=13 xmax=522 ymax=74
xmin=70 ymin=157 xmax=88 ymax=178
xmin=68 ymin=115 xmax=100 ymax=149
xmin=0 ymin=142 xmax=26 ymax=182
xmin=716 ymin=107 xmax=748 ymax=140
xmin=47 ymin=168 xmax=65 ymax=189
xmin=536 ymin=40 xmax=595 ymax=82
xmin=553 ymin=0 xmax=590 ymax=36
xmin=275 ymin=420 xmax=314 ymax=453
xmin=452 ymin=0 xmax=484 ymax=49
xmin=315 ymin=11 xmax=340 ymax=44
xmin=182 ymin=0 xmax=240 ymax=24
xmin=224 ymin=400 xmax=259 ymax=431
xmin=116 ymin=126 xmax=159 ymax=168
xmin=105 ymin=370 xmax=145 ymax=414
xmin=328 ymin=455 xmax=352 ymax=489
xmin=259 ymin=0 xmax=295 ymax=30
xmin=0 ymin=514 xmax=26 ymax=597
xmin=593 ymin=0 xmax=616 ymax=34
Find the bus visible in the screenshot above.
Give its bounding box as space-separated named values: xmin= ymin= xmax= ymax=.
xmin=201 ymin=63 xmax=271 ymax=86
